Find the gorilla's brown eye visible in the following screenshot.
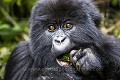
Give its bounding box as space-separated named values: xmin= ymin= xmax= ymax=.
xmin=48 ymin=25 xmax=56 ymax=31
xmin=64 ymin=23 xmax=73 ymax=29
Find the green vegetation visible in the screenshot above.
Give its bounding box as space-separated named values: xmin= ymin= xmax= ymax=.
xmin=0 ymin=0 xmax=120 ymax=79
xmin=0 ymin=0 xmax=38 ymax=79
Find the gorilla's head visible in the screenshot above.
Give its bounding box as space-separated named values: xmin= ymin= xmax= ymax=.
xmin=29 ymin=0 xmax=102 ymax=67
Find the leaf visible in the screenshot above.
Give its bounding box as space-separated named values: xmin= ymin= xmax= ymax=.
xmin=0 ymin=24 xmax=11 ymax=30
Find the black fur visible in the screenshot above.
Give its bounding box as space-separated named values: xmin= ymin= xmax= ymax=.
xmin=4 ymin=0 xmax=120 ymax=80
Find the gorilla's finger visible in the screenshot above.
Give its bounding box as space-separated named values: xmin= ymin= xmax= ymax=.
xmin=70 ymin=50 xmax=78 ymax=57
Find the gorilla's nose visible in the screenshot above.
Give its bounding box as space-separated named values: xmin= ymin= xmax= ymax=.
xmin=55 ymin=36 xmax=66 ymax=44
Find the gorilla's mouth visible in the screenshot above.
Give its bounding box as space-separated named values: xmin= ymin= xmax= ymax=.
xmin=56 ymin=52 xmax=72 ymax=67
xmin=56 ymin=47 xmax=80 ymax=67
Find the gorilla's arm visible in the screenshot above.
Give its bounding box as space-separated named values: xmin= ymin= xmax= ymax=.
xmin=4 ymin=42 xmax=33 ymax=80
xmin=70 ymin=37 xmax=120 ymax=79
xmin=104 ymin=38 xmax=120 ymax=64
xmin=70 ymin=47 xmax=102 ymax=74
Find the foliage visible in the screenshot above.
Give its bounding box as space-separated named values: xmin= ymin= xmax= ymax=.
xmin=112 ymin=0 xmax=120 ymax=6
xmin=0 ymin=0 xmax=120 ymax=80
xmin=0 ymin=0 xmax=38 ymax=79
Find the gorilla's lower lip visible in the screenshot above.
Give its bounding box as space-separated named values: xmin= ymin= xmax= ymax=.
xmin=56 ymin=59 xmax=72 ymax=67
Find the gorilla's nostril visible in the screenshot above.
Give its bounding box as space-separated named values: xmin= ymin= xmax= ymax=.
xmin=55 ymin=37 xmax=66 ymax=43
xmin=61 ymin=37 xmax=66 ymax=42
xmin=55 ymin=40 xmax=61 ymax=43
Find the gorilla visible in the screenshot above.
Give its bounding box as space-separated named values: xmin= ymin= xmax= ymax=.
xmin=4 ymin=0 xmax=120 ymax=80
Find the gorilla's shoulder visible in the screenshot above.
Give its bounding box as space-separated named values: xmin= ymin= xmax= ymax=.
xmin=4 ymin=41 xmax=33 ymax=80
xmin=17 ymin=41 xmax=30 ymax=48
xmin=15 ymin=41 xmax=30 ymax=52
xmin=9 ymin=41 xmax=32 ymax=61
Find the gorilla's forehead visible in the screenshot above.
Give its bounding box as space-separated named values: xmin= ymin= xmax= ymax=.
xmin=33 ymin=0 xmax=88 ymax=22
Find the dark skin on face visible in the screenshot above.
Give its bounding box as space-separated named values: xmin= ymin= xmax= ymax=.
xmin=4 ymin=0 xmax=120 ymax=80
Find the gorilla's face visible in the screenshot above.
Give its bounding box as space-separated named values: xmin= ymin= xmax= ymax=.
xmin=30 ymin=0 xmax=102 ymax=67
xmin=50 ymin=24 xmax=75 ymax=54
xmin=44 ymin=19 xmax=77 ymax=66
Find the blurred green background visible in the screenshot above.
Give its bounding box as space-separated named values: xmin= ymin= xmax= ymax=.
xmin=0 ymin=0 xmax=120 ymax=79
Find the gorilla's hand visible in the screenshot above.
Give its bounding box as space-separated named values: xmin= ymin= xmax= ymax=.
xmin=70 ymin=47 xmax=102 ymax=74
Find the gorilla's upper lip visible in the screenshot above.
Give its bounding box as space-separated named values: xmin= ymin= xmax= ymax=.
xmin=55 ymin=46 xmax=79 ymax=67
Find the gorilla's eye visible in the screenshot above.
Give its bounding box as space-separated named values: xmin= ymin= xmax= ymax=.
xmin=48 ymin=25 xmax=56 ymax=31
xmin=64 ymin=23 xmax=73 ymax=29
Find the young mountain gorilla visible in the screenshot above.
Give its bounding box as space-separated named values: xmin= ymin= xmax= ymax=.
xmin=4 ymin=0 xmax=120 ymax=80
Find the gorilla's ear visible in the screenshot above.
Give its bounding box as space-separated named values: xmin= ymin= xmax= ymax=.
xmin=83 ymin=0 xmax=102 ymax=27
